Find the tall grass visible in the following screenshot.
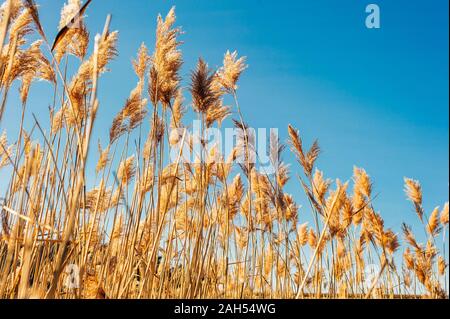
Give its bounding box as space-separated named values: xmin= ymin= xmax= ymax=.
xmin=0 ymin=0 xmax=448 ymax=299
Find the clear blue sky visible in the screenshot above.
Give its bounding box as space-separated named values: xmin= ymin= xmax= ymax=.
xmin=1 ymin=0 xmax=448 ymax=241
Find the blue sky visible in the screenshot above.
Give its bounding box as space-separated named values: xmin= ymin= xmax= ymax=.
xmin=1 ymin=0 xmax=449 ymax=242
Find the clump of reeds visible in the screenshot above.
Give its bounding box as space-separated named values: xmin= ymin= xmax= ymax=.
xmin=0 ymin=0 xmax=448 ymax=299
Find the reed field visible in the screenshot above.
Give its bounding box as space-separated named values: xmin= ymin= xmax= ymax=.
xmin=0 ymin=0 xmax=448 ymax=299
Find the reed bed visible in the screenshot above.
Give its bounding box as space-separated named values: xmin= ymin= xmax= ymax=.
xmin=0 ymin=0 xmax=448 ymax=299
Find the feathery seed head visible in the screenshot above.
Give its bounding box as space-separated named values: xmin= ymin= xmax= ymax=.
xmin=190 ymin=58 xmax=219 ymax=114
xmin=150 ymin=6 xmax=182 ymax=108
xmin=404 ymin=177 xmax=422 ymax=206
xmin=404 ymin=177 xmax=424 ymax=221
xmin=216 ymin=50 xmax=247 ymax=93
